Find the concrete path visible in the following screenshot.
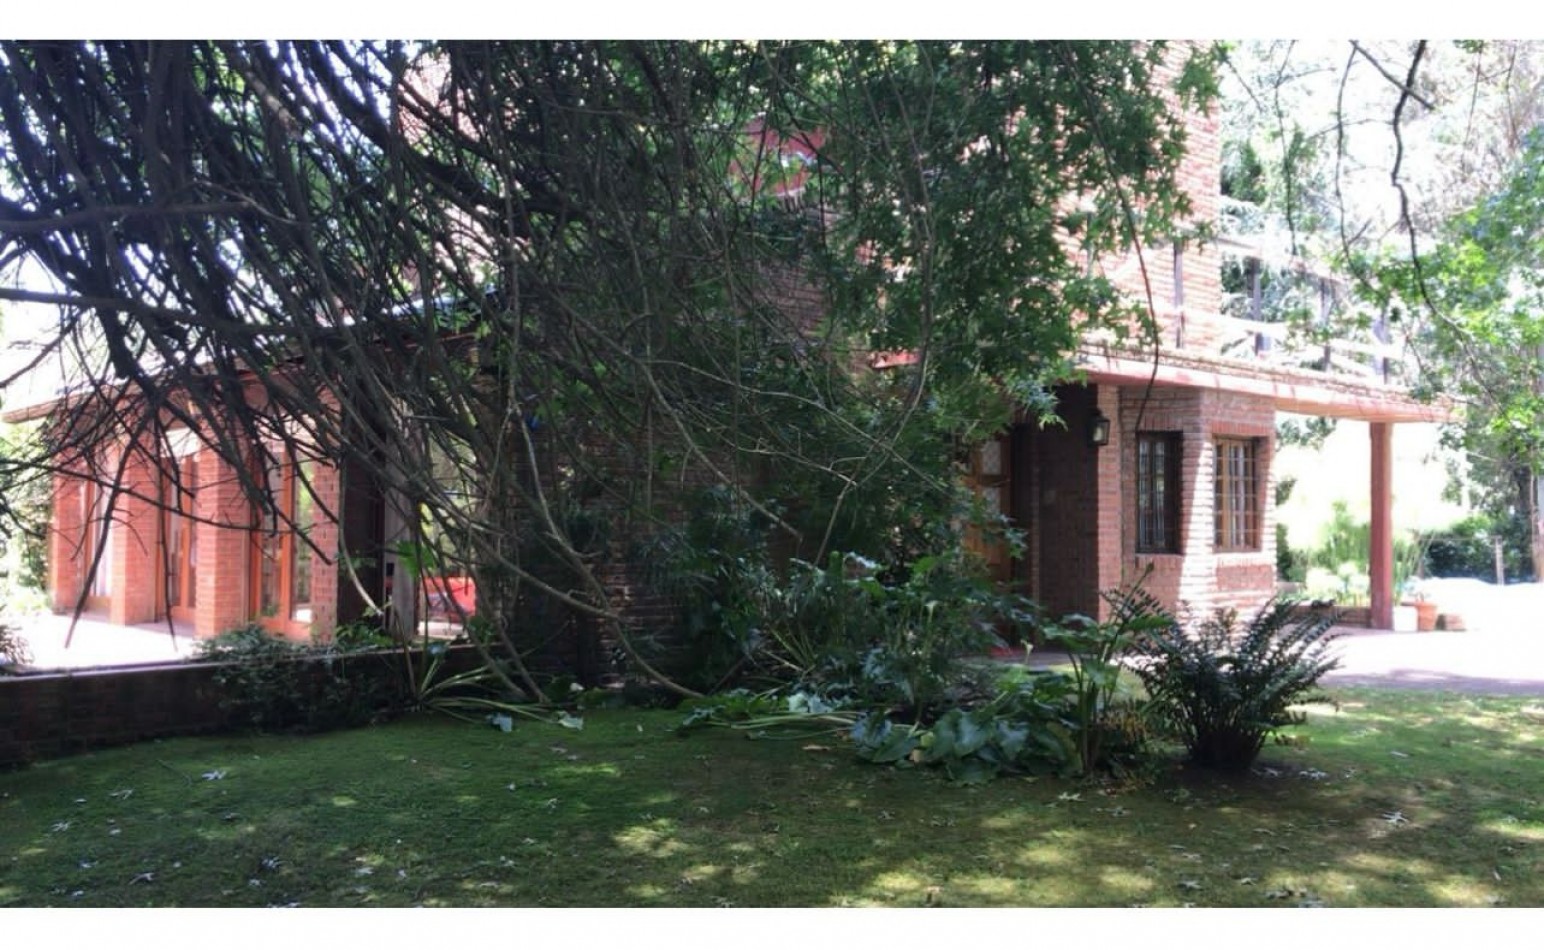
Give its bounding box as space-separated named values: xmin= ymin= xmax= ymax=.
xmin=3 ymin=613 xmax=202 ymax=672
xmin=1318 ymin=578 xmax=1544 ymax=695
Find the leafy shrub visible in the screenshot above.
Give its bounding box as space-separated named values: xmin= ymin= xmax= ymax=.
xmin=1132 ymin=599 xmax=1340 ymax=771
xmin=851 ymin=670 xmax=1081 ymax=784
xmin=636 ymin=486 xmax=778 ymax=692
xmin=1425 ymin=513 xmax=1532 ymax=581
xmin=0 ymin=619 xmax=30 ymax=673
xmin=1040 ymin=584 xmax=1174 ymax=775
xmin=763 ymin=552 xmax=1023 ymax=718
xmin=194 ymin=624 xmax=397 ymax=733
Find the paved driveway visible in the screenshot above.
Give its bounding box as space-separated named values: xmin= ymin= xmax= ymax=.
xmin=1315 ymin=577 xmax=1544 ymax=695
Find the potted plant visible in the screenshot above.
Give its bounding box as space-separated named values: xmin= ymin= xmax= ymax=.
xmin=1400 ymin=580 xmax=1439 ymax=632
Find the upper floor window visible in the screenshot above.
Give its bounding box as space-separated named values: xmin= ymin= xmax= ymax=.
xmin=1136 ymin=432 xmax=1181 ymax=554
xmin=1214 ymin=437 xmax=1261 ymax=552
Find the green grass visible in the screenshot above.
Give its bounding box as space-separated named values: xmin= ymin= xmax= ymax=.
xmin=4 ymin=687 xmax=1544 ymax=907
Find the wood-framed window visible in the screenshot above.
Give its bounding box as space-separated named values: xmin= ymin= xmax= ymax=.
xmin=82 ymin=479 xmax=113 ymax=604
xmin=1214 ymin=437 xmax=1261 ymax=552
xmin=252 ymin=451 xmax=318 ymax=631
xmin=162 ymin=453 xmax=199 ymax=622
xmin=1136 ymin=431 xmax=1181 ymax=554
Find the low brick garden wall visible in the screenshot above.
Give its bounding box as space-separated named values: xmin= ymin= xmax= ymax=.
xmin=0 ymin=645 xmax=489 ymax=768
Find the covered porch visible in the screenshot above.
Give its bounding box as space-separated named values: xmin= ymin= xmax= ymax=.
xmin=1081 ymin=349 xmax=1454 ymax=630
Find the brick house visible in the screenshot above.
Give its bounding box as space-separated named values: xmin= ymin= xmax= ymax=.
xmin=6 ymin=57 xmax=1444 ymax=646
xmin=959 ymin=72 xmax=1444 ymax=627
xmin=3 ymin=376 xmax=390 ymax=642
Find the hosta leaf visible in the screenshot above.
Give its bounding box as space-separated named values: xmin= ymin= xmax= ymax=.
xmin=944 ymin=756 xmax=1000 ymax=785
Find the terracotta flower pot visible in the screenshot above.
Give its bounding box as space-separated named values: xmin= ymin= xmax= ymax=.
xmin=1412 ymin=601 xmax=1438 ymax=632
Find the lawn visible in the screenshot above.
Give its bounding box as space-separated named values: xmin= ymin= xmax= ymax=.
xmin=3 ymin=687 xmax=1544 ymax=907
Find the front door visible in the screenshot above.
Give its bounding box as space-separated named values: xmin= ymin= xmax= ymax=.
xmin=966 ymin=433 xmax=1014 ymax=585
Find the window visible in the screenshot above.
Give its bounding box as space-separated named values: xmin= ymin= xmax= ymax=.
xmin=1214 ymin=437 xmax=1261 ymax=551
xmin=1136 ymin=432 xmax=1181 ymax=553
xmin=83 ymin=480 xmax=113 ymax=600
xmin=253 ymin=451 xmax=318 ymax=628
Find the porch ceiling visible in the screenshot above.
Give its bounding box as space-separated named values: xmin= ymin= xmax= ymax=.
xmin=1076 ymin=349 xmax=1455 ymax=424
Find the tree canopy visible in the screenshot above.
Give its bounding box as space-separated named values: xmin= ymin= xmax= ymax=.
xmin=0 ymin=41 xmax=1217 ymax=690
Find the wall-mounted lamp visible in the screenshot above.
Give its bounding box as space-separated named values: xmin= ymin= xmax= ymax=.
xmin=1087 ymin=408 xmax=1111 ymax=448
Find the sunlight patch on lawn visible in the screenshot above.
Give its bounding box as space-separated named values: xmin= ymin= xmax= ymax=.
xmin=1014 ymin=838 xmax=1077 ymax=867
xmin=1097 ymin=866 xmax=1156 ymax=896
xmin=861 ymin=869 xmax=931 ymax=902
xmin=1427 ymin=874 xmax=1503 ymax=906
xmin=1481 ymin=816 xmax=1544 ymax=842
xmin=331 ymin=795 xmax=358 ymax=807
xmin=978 ymin=811 xmax=1037 ymax=832
xmin=614 ymin=820 xmax=688 ymax=858
xmin=550 ymin=763 xmax=622 ymax=780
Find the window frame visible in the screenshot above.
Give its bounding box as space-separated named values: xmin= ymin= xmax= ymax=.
xmin=251 ymin=449 xmax=319 ymax=632
xmin=1213 ymin=436 xmax=1261 ymax=553
xmin=1135 ymin=431 xmax=1182 ymax=554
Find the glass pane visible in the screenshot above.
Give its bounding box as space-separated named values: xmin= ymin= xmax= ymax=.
xmin=978 ymin=439 xmax=1002 ymax=477
xmin=88 ymin=483 xmax=112 ymax=598
xmin=185 ymin=457 xmax=198 ymax=608
xmin=258 ymin=458 xmax=283 ymax=617
xmin=291 ymin=460 xmax=315 ymax=622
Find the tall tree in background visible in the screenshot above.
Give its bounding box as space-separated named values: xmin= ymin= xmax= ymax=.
xmin=0 ymin=41 xmax=1216 ymax=690
xmin=1221 ymin=40 xmax=1544 ymax=578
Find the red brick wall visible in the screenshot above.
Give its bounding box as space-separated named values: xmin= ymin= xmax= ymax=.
xmin=107 ymin=445 xmax=160 ymax=626
xmin=193 ymin=446 xmax=255 ymax=638
xmin=47 ymin=473 xmax=85 ymax=613
xmin=1117 ymin=384 xmax=1277 ymax=619
xmin=0 ymin=647 xmax=488 ymax=767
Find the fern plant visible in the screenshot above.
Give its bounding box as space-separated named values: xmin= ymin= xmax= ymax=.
xmin=1132 ymin=599 xmax=1340 ymax=771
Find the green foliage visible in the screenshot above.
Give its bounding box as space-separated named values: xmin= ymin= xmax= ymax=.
xmin=1424 ymin=513 xmax=1532 ymax=581
xmin=193 ymin=625 xmax=397 ymax=734
xmin=844 ymin=584 xmax=1177 ymax=784
xmin=678 ymin=687 xmax=858 ymax=740
xmin=0 ymin=618 xmax=29 ymax=673
xmin=1369 ymin=125 xmax=1544 ymax=577
xmin=850 ymin=670 xmax=1081 ymax=784
xmin=1041 ymin=583 xmax=1173 ymax=775
xmin=1275 ymin=523 xmax=1307 ymax=583
xmin=407 ymin=641 xmax=583 ymax=732
xmin=637 ymin=486 xmax=778 ymax=692
xmin=1296 ymin=500 xmax=1429 ymax=601
xmin=760 ymin=552 xmax=1022 ymax=718
xmin=1133 ymin=599 xmax=1341 ymax=771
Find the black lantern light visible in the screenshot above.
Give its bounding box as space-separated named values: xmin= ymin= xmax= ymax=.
xmin=1087 ymin=408 xmax=1111 ymax=448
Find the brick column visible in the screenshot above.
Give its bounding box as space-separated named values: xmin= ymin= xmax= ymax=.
xmin=48 ymin=473 xmax=85 ymax=613
xmin=1093 ymin=385 xmax=1125 ymax=620
xmin=108 ymin=449 xmax=160 ymax=626
xmin=193 ymin=448 xmax=252 ymax=638
xmin=1369 ymin=421 xmax=1394 ymax=630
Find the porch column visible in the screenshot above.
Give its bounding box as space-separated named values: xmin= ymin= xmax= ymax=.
xmin=1369 ymin=421 xmax=1394 ymax=629
xmin=1093 ymin=385 xmax=1124 ymax=621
